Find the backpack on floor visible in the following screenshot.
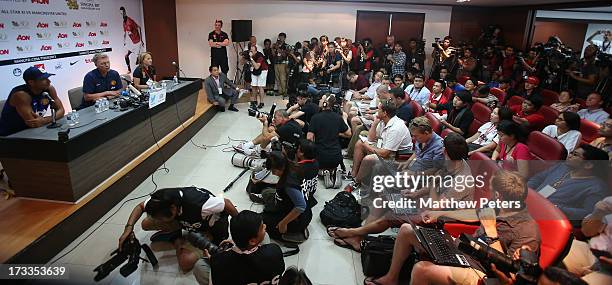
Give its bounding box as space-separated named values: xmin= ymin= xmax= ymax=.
xmin=319 ymin=191 xmax=365 ymax=228
xmin=361 ymin=235 xmax=416 ymax=278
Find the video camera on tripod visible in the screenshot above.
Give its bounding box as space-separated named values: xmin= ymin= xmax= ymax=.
xmin=93 ymin=234 xmax=158 ymax=282
xmin=457 ymin=234 xmax=541 ymax=285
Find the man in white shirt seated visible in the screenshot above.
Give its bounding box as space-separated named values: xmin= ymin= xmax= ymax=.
xmin=403 ymin=73 xmax=430 ymax=106
xmin=577 ymin=92 xmax=609 ymax=125
xmin=348 ymin=84 xmax=391 ymax=132
xmin=346 ymin=99 xmax=413 ymax=196
xmin=351 ymin=71 xmax=383 ymax=100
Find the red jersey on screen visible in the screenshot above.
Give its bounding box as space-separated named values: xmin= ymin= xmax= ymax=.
xmin=123 ymin=17 xmax=141 ymax=44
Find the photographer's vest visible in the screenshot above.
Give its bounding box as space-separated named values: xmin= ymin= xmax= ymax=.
xmin=176 ymin=187 xmax=218 ymax=231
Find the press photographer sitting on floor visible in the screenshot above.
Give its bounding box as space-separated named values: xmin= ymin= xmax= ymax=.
xmin=118 ymin=187 xmax=239 ymax=273
xmin=262 ymin=140 xmax=319 ymax=243
xmin=287 ymin=90 xmax=320 ymax=132
xmin=234 ymin=109 xmax=303 ymax=157
xmin=364 ymin=170 xmax=541 ymax=285
xmin=194 ymin=210 xmax=285 ymax=285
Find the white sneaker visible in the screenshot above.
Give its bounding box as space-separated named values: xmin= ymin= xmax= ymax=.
xmin=233 ymin=143 xmax=246 ymax=154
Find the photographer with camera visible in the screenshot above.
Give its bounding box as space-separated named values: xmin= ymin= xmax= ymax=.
xmin=518 ymin=48 xmax=540 ymax=77
xmin=192 ymin=210 xmax=285 ymax=285
xmin=320 ymin=42 xmax=343 ymax=87
xmin=587 ymin=29 xmax=612 ymax=55
xmin=287 ymin=89 xmax=320 ymax=132
xmin=432 ymin=36 xmax=456 ymax=74
xmin=308 ymin=95 xmax=352 ymax=187
xmin=364 ymin=170 xmax=541 ymax=285
xmin=117 ymin=187 xmax=238 ymax=273
xmin=273 ymin=33 xmax=290 ymax=98
xmin=380 ymin=35 xmax=396 ymax=72
xmin=234 ymin=109 xmax=303 ymax=157
xmin=262 ymin=141 xmax=319 ymax=242
xmin=248 ymin=45 xmax=269 ymax=110
xmin=568 ymin=44 xmax=600 ymax=99
xmin=405 ymin=38 xmax=425 ymax=73
xmin=388 ymin=43 xmax=406 ymax=77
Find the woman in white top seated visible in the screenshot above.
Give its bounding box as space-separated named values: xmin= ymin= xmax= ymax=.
xmin=466 ymin=106 xmax=513 ymax=157
xmin=542 ymin=111 xmax=582 ymax=154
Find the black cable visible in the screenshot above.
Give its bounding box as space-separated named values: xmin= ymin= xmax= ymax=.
xmin=146 ymin=107 xmax=169 ymax=174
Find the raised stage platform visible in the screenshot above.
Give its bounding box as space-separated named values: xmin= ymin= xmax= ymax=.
xmin=0 ymin=85 xmax=215 ymax=264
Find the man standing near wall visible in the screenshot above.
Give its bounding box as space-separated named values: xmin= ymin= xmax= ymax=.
xmin=273 ymin=32 xmax=289 ymax=98
xmin=208 ymin=20 xmax=230 ymax=75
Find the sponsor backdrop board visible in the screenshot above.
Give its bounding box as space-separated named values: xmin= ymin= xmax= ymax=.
xmin=0 ymin=0 xmax=146 ymax=111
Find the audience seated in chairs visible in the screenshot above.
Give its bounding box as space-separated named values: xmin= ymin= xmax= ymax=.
xmin=364 ymin=170 xmax=541 ymax=285
xmin=472 ymin=85 xmax=499 ymax=109
xmin=542 ymin=111 xmax=583 ymax=154
xmin=424 ymin=79 xmax=449 ymax=119
xmin=346 ymin=99 xmax=413 ymax=195
xmin=550 ymin=90 xmax=581 ymax=113
xmin=403 ymin=74 xmax=430 ymax=107
xmin=327 ymin=132 xmax=472 ymax=253
xmin=512 ymin=95 xmax=547 ymax=132
xmin=437 ymin=90 xmax=474 ymax=137
xmin=466 ymin=106 xmax=513 ymax=157
xmin=527 ymin=144 xmax=609 ymax=223
xmin=389 ymin=87 xmax=413 ymax=124
xmin=590 ymin=118 xmax=612 ymax=159
xmin=577 ymin=92 xmax=610 ymax=126
xmin=492 ymin=120 xmax=533 ymax=178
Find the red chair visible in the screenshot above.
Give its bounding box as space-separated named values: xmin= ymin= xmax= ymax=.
xmin=425 ymin=79 xmax=435 ymax=91
xmin=539 ymin=105 xmax=559 ymax=127
xmin=409 ymin=100 xmax=424 ymax=118
xmin=443 ymin=189 xmax=574 ymax=268
xmin=506 ymin=96 xmax=524 ymax=109
xmin=579 ymin=119 xmax=601 ymax=144
xmin=540 ymin=89 xmax=560 ymax=106
xmin=490 ymin=87 xmax=507 ymax=103
xmin=527 ymin=131 xmax=567 ymax=161
xmin=468 ymin=102 xmax=492 ymax=137
xmin=469 ymin=152 xmax=498 ymax=200
xmin=440 ymin=128 xmax=454 ymax=138
xmin=424 ymin=112 xmax=442 ymax=134
xmin=575 ymin=98 xmax=586 ymax=109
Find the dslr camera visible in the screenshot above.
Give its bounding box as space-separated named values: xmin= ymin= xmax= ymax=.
xmin=458 ymin=234 xmax=541 ymax=285
xmin=248 ymin=103 xmax=277 ymax=126
xmin=93 ymin=235 xmax=158 ymax=282
xmin=184 ymin=231 xmax=233 ymax=256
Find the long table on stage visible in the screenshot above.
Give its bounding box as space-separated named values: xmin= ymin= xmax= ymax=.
xmin=0 ymin=79 xmax=202 ymax=202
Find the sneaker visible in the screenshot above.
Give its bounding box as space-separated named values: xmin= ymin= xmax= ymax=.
xmin=323 ymin=170 xmax=333 ymax=189
xmin=228 ymin=105 xmax=239 ymax=112
xmin=342 ymin=171 xmax=353 ymax=181
xmin=249 ymin=192 xmax=264 ymax=204
xmin=150 ymin=229 xmax=182 ymax=243
xmin=332 ymin=169 xmax=343 ymax=189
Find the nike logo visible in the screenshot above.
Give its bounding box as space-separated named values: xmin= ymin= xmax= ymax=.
xmin=70 ymin=60 xmax=78 ymax=66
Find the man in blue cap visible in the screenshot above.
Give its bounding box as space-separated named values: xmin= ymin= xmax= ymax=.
xmin=0 ymin=66 xmax=65 ymax=136
xmin=80 ymin=52 xmax=123 ymax=109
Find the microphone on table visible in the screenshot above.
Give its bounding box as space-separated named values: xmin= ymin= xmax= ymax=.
xmin=172 ymin=61 xmax=184 ymax=83
xmin=43 ymin=92 xmax=62 ymax=129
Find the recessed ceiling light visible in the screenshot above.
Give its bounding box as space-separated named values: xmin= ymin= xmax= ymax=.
xmin=456 ymin=0 xmax=471 ymax=3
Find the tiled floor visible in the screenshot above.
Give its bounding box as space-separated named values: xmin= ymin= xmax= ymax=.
xmin=49 ymin=96 xmax=367 ymax=285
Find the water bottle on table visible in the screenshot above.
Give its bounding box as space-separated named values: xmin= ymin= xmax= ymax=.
xmin=94 ymin=99 xmax=102 ymax=113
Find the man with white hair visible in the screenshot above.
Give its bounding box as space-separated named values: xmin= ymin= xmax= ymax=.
xmin=80 ymin=53 xmax=123 ymax=109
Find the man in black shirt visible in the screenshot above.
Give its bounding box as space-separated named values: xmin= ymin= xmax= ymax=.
xmin=234 ymin=109 xmax=303 ymax=157
xmin=208 ymin=20 xmax=230 ymax=75
xmin=287 ymin=92 xmax=320 ymax=132
xmin=202 ymin=210 xmax=284 ymax=285
xmin=308 ymin=95 xmax=351 ymax=171
xmin=321 ymin=42 xmax=342 ymax=86
xmin=390 ymin=87 xmax=413 ymax=123
xmin=117 ymin=187 xmax=238 ymax=273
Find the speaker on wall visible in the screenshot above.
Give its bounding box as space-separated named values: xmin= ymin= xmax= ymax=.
xmin=231 ymin=20 xmax=252 ymax=42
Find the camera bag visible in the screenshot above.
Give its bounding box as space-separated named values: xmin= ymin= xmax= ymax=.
xmin=360 ymin=235 xmax=416 ymax=278
xmin=319 ymin=191 xmax=365 ymax=228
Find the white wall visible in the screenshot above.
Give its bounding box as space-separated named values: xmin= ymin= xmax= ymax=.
xmin=176 ymin=0 xmax=452 ymax=79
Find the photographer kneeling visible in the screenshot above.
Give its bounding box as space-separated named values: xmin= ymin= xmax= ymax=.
xmin=193 ymin=210 xmax=285 ymax=285
xmin=287 ymin=89 xmax=320 ymax=133
xmin=308 ymin=94 xmax=352 ymax=188
xmin=365 ymin=170 xmax=541 ymax=285
xmin=262 ymin=140 xmax=319 ymax=243
xmin=234 ymin=109 xmax=303 ymax=158
xmin=118 ymin=187 xmax=238 ymax=273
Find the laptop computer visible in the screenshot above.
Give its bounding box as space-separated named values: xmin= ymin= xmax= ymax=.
xmin=413 ymin=225 xmax=470 ymax=268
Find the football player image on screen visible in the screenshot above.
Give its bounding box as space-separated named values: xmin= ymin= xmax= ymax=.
xmin=120 ymin=6 xmax=144 ymax=72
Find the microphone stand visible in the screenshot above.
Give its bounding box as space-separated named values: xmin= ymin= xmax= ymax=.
xmin=47 ymin=101 xmax=61 ymax=129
